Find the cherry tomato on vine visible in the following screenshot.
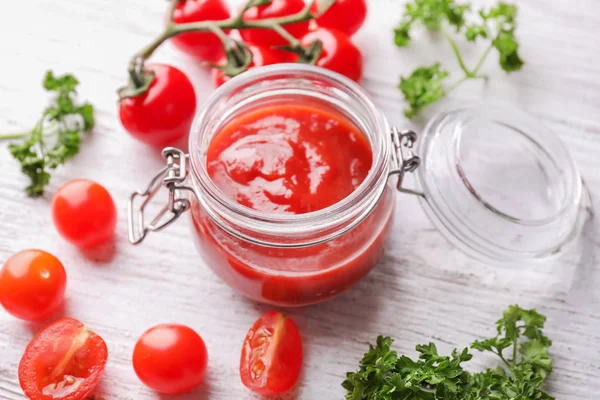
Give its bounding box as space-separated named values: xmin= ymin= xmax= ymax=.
xmin=240 ymin=311 xmax=303 ymax=395
xmin=51 ymin=179 xmax=117 ymax=249
xmin=133 ymin=324 xmax=208 ymax=394
xmin=300 ymin=28 xmax=363 ymax=82
xmin=0 ymin=250 xmax=66 ymax=321
xmin=119 ymin=64 xmax=197 ymax=147
xmin=19 ymin=318 xmax=108 ymax=400
xmin=311 ymin=0 xmax=367 ymax=36
xmin=212 ymin=46 xmax=293 ymax=87
xmin=169 ymin=0 xmax=231 ymax=63
xmin=240 ymin=0 xmax=310 ymax=46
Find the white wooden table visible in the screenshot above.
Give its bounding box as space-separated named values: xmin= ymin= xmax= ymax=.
xmin=1 ymin=1 xmax=599 ymax=399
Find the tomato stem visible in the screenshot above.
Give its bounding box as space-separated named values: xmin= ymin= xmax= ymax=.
xmin=121 ymin=0 xmax=336 ymax=98
xmin=166 ymin=0 xmax=183 ymax=27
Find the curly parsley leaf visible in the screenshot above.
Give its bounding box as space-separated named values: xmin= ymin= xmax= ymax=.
xmin=2 ymin=71 xmax=94 ymax=197
xmin=343 ymin=305 xmax=554 ymax=400
xmin=465 ymin=24 xmax=488 ymax=41
xmin=399 ymin=63 xmax=449 ymax=118
xmin=393 ymin=0 xmax=524 ymax=117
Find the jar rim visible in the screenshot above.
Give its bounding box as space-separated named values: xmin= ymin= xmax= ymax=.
xmin=187 ymin=64 xmax=392 ymax=246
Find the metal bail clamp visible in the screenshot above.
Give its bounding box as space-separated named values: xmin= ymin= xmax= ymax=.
xmin=127 ymin=147 xmax=194 ymax=245
xmin=389 ymin=127 xmax=423 ymax=196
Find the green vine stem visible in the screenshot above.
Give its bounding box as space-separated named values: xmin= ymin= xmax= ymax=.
xmin=120 ymin=0 xmax=337 ymax=99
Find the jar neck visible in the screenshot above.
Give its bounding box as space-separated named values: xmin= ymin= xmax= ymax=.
xmin=188 ymin=64 xmax=391 ymax=247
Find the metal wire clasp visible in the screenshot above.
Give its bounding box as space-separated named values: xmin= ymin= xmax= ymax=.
xmin=127 ymin=147 xmax=194 ymax=244
xmin=389 ymin=127 xmax=423 ymax=196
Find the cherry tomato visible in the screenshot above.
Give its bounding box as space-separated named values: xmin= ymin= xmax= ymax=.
xmin=212 ymin=46 xmax=293 ymax=87
xmin=240 ymin=0 xmax=310 ymax=46
xmin=119 ymin=64 xmax=197 ymax=147
xmin=19 ymin=318 xmax=108 ymax=400
xmin=300 ymin=28 xmax=363 ymax=82
xmin=51 ymin=179 xmax=117 ymax=249
xmin=240 ymin=311 xmax=303 ymax=395
xmin=169 ymin=0 xmax=231 ymax=63
xmin=311 ymin=0 xmax=367 ymax=36
xmin=133 ymin=324 xmax=208 ymax=394
xmin=0 ymin=250 xmax=66 ymax=321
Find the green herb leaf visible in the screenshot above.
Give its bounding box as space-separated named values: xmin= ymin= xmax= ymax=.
xmin=396 ymin=0 xmax=469 ymax=33
xmin=343 ymin=305 xmax=554 ymax=400
xmin=393 ymin=0 xmax=524 ymax=117
xmin=394 ymin=21 xmax=413 ymax=47
xmin=465 ymin=24 xmax=488 ymax=41
xmin=2 ymin=71 xmax=94 ymax=197
xmin=493 ymin=31 xmax=524 ymax=72
xmin=399 ymin=63 xmax=449 ymax=118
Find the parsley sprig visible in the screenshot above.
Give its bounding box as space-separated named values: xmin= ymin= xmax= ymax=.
xmin=1 ymin=71 xmax=94 ymax=197
xmin=343 ymin=305 xmax=554 ymax=400
xmin=394 ymin=0 xmax=524 ymax=118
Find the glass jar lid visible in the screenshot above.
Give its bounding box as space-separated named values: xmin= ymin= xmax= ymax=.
xmin=415 ymin=102 xmax=591 ymax=263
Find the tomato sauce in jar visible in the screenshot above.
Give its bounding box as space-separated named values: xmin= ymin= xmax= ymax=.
xmin=190 ymin=100 xmax=394 ymax=306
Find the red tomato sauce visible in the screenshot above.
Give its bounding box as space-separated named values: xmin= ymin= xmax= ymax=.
xmin=206 ymin=104 xmax=373 ymax=213
xmin=191 ymin=103 xmax=394 ymax=305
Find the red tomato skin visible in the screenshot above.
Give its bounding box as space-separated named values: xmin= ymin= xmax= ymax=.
xmin=0 ymin=250 xmax=66 ymax=321
xmin=311 ymin=0 xmax=367 ymax=36
xmin=240 ymin=0 xmax=310 ymax=46
xmin=133 ymin=324 xmax=208 ymax=394
xmin=51 ymin=179 xmax=117 ymax=249
xmin=18 ymin=318 xmax=108 ymax=400
xmin=300 ymin=28 xmax=363 ymax=82
xmin=240 ymin=312 xmax=303 ymax=395
xmin=169 ymin=0 xmax=231 ymax=62
xmin=119 ymin=64 xmax=197 ymax=147
xmin=212 ymin=46 xmax=293 ymax=87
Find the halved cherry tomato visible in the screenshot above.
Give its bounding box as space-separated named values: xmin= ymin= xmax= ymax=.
xmin=0 ymin=250 xmax=66 ymax=321
xmin=300 ymin=28 xmax=363 ymax=82
xmin=311 ymin=0 xmax=367 ymax=36
xmin=241 ymin=0 xmax=310 ymax=46
xmin=119 ymin=64 xmax=197 ymax=147
xmin=18 ymin=318 xmax=108 ymax=400
xmin=51 ymin=179 xmax=117 ymax=249
xmin=240 ymin=311 xmax=303 ymax=395
xmin=169 ymin=0 xmax=231 ymax=63
xmin=133 ymin=324 xmax=208 ymax=394
xmin=212 ymin=45 xmax=293 ymax=87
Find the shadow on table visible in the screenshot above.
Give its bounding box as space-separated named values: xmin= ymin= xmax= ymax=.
xmin=23 ymin=300 xmax=69 ymax=336
xmin=80 ymin=235 xmax=118 ymax=264
xmin=157 ymin=381 xmax=212 ymax=400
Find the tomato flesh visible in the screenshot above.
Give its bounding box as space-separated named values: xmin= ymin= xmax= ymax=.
xmin=240 ymin=312 xmax=303 ymax=394
xmin=133 ymin=324 xmax=208 ymax=394
xmin=18 ymin=318 xmax=108 ymax=400
xmin=0 ymin=249 xmax=66 ymax=321
xmin=51 ymin=179 xmax=117 ymax=249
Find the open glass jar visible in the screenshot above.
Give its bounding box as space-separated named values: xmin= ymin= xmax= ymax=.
xmin=128 ymin=64 xmax=591 ymax=307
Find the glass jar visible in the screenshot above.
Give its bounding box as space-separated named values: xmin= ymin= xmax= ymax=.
xmin=127 ymin=64 xmax=592 ymax=307
xmin=127 ymin=65 xmax=418 ymax=306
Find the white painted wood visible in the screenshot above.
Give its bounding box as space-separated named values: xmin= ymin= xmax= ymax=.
xmin=1 ymin=0 xmax=599 ymax=399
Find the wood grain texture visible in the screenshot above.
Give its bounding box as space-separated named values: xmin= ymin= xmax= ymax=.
xmin=0 ymin=0 xmax=599 ymax=399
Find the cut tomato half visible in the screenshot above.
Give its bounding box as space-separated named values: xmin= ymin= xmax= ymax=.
xmin=18 ymin=318 xmax=108 ymax=400
xmin=240 ymin=311 xmax=303 ymax=394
